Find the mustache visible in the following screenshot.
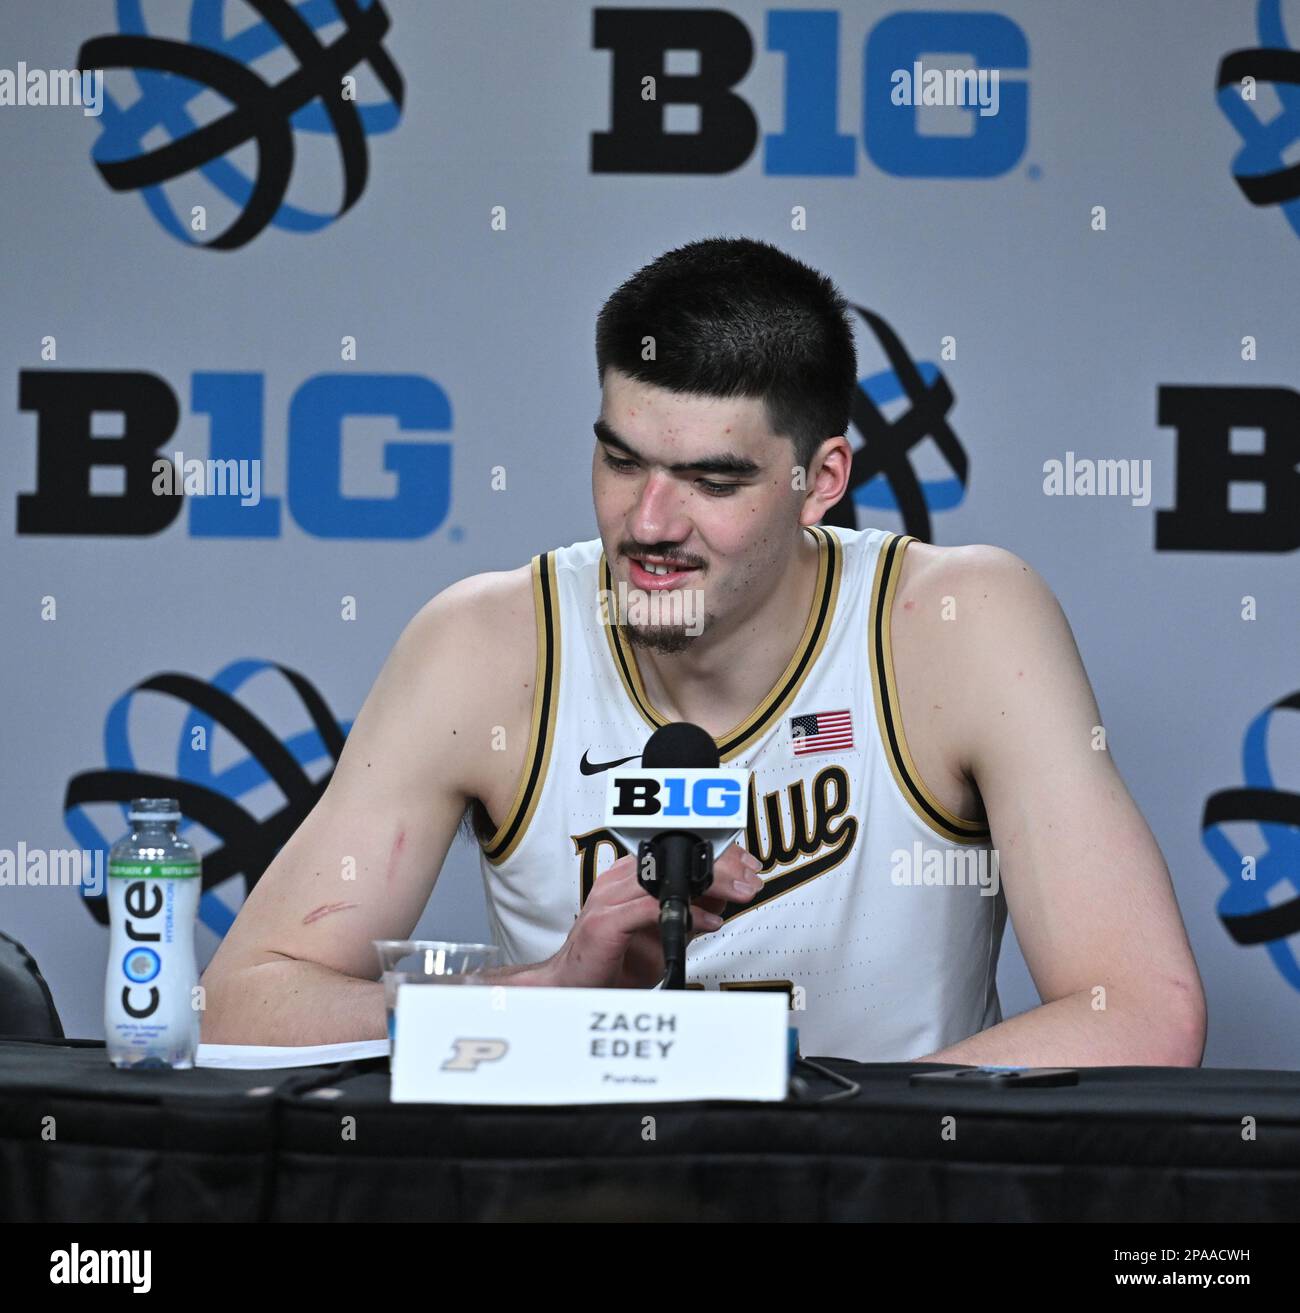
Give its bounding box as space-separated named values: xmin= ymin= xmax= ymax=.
xmin=621 ymin=545 xmax=706 ymax=570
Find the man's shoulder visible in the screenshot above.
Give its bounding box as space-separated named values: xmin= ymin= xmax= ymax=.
xmin=892 ymin=539 xmax=1069 ymax=770
xmin=423 ymin=560 xmax=536 ymax=624
xmin=893 ymin=539 xmax=1063 ymax=667
xmin=897 ymin=539 xmax=1046 ymax=606
xmin=397 ymin=563 xmax=539 ymax=700
xmin=402 ymin=535 xmax=602 ymax=672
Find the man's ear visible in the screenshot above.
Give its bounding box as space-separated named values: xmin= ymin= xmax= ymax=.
xmin=798 ymin=436 xmax=852 ymax=525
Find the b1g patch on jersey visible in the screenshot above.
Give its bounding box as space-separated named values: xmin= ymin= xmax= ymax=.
xmin=790 ymin=709 xmax=854 ymax=757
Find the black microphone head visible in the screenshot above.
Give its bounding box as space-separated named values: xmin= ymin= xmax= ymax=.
xmin=642 ymin=722 xmax=720 ymax=770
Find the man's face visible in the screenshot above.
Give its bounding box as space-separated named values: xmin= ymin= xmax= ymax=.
xmin=592 ymin=367 xmax=805 ymax=654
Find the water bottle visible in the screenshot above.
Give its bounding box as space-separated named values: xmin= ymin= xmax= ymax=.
xmin=105 ymin=798 xmax=202 ymax=1069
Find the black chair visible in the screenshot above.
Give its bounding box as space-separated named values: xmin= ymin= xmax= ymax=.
xmin=0 ymin=931 xmax=65 ymax=1038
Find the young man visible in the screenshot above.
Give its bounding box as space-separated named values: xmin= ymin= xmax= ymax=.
xmin=201 ymin=237 xmax=1206 ymax=1066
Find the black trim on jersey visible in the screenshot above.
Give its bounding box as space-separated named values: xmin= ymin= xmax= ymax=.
xmin=872 ymin=533 xmax=991 ymax=844
xmin=482 ymin=551 xmax=560 ymax=863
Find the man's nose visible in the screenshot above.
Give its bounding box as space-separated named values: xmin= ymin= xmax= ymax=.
xmin=629 ymin=470 xmax=690 ymax=545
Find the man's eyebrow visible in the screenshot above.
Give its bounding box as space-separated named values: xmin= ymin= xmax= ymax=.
xmin=593 ymin=419 xmax=762 ymax=478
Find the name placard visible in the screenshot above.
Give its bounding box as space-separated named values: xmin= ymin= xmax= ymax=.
xmin=390 ymin=985 xmax=789 ymax=1105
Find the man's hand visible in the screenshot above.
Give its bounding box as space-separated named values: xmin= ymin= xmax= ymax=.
xmin=549 ymin=842 xmax=763 ymax=989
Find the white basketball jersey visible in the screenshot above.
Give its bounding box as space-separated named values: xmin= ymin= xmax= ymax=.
xmin=476 ymin=523 xmax=1007 ymax=1062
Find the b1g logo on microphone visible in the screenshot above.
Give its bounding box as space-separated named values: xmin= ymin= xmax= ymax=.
xmin=592 ymin=8 xmax=1028 ymax=178
xmin=606 ymin=769 xmax=749 ymax=830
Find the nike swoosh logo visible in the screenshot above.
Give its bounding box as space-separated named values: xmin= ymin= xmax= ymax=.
xmin=579 ymin=750 xmax=640 ymax=775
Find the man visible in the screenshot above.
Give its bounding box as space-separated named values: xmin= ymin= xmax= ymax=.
xmin=201 ymin=236 xmax=1206 ymax=1065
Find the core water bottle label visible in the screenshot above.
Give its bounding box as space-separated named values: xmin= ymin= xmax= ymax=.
xmin=107 ymin=861 xmax=201 ymax=879
xmin=105 ymin=843 xmax=201 ymax=1069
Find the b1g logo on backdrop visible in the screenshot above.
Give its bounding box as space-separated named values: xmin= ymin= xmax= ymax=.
xmin=66 ymin=660 xmax=351 ymax=937
xmin=79 ymin=0 xmax=404 ymax=249
xmin=15 ymin=369 xmax=452 ymax=539
xmin=592 ymin=7 xmax=1028 ymax=177
xmin=824 ymin=304 xmax=970 ymax=544
xmin=1203 ymin=691 xmax=1300 ymax=995
xmin=1156 ymin=385 xmax=1300 ymax=553
xmin=1217 ymin=0 xmax=1300 ymax=242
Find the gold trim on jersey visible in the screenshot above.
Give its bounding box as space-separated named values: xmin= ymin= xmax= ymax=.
xmin=482 ymin=551 xmax=561 ymax=865
xmin=599 ymin=525 xmax=842 ymax=763
xmin=870 ymin=533 xmax=991 ymax=845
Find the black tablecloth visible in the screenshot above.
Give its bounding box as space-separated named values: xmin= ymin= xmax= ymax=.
xmin=3 ymin=1038 xmax=1298 ymax=1222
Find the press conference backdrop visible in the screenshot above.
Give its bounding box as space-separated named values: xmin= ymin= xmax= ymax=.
xmin=0 ymin=0 xmax=1295 ymax=1066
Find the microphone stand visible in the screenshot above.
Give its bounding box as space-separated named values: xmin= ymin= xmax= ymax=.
xmin=637 ymin=832 xmax=713 ymax=990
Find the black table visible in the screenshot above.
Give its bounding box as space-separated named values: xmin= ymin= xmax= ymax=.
xmin=3 ymin=1038 xmax=1298 ymax=1222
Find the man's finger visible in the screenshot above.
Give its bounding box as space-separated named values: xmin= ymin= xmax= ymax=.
xmin=701 ymin=850 xmax=764 ymax=905
xmin=715 ymin=842 xmax=763 ymax=877
xmin=693 ymin=892 xmax=727 ymax=915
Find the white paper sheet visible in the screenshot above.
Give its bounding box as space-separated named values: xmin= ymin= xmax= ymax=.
xmin=195 ymin=1038 xmax=390 ymax=1069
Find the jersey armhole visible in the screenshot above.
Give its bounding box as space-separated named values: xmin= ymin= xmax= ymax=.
xmin=480 ymin=552 xmax=562 ymax=864
xmin=870 ymin=533 xmax=991 ymax=845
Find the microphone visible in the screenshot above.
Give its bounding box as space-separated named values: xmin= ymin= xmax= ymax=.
xmin=602 ymin=723 xmax=750 ymax=990
xmin=642 ymin=720 xmax=720 ymax=770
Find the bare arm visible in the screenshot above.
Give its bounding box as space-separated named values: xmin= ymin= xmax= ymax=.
xmin=901 ymin=547 xmax=1207 ymax=1067
xmin=199 ymin=568 xmax=543 ymax=1046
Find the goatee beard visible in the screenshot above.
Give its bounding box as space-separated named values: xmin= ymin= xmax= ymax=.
xmin=620 ymin=623 xmax=695 ymax=655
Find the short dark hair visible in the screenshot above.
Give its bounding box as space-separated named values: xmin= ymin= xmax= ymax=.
xmin=595 ymin=236 xmax=858 ymax=473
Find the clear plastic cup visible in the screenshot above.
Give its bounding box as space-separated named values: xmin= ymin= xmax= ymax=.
xmin=373 ymin=940 xmax=500 ymax=1054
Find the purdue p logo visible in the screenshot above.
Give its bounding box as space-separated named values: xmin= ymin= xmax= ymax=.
xmin=441 ymin=1039 xmax=509 ymax=1072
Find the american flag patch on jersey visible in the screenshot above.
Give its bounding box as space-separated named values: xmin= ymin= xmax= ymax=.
xmin=790 ymin=710 xmax=853 ymax=756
